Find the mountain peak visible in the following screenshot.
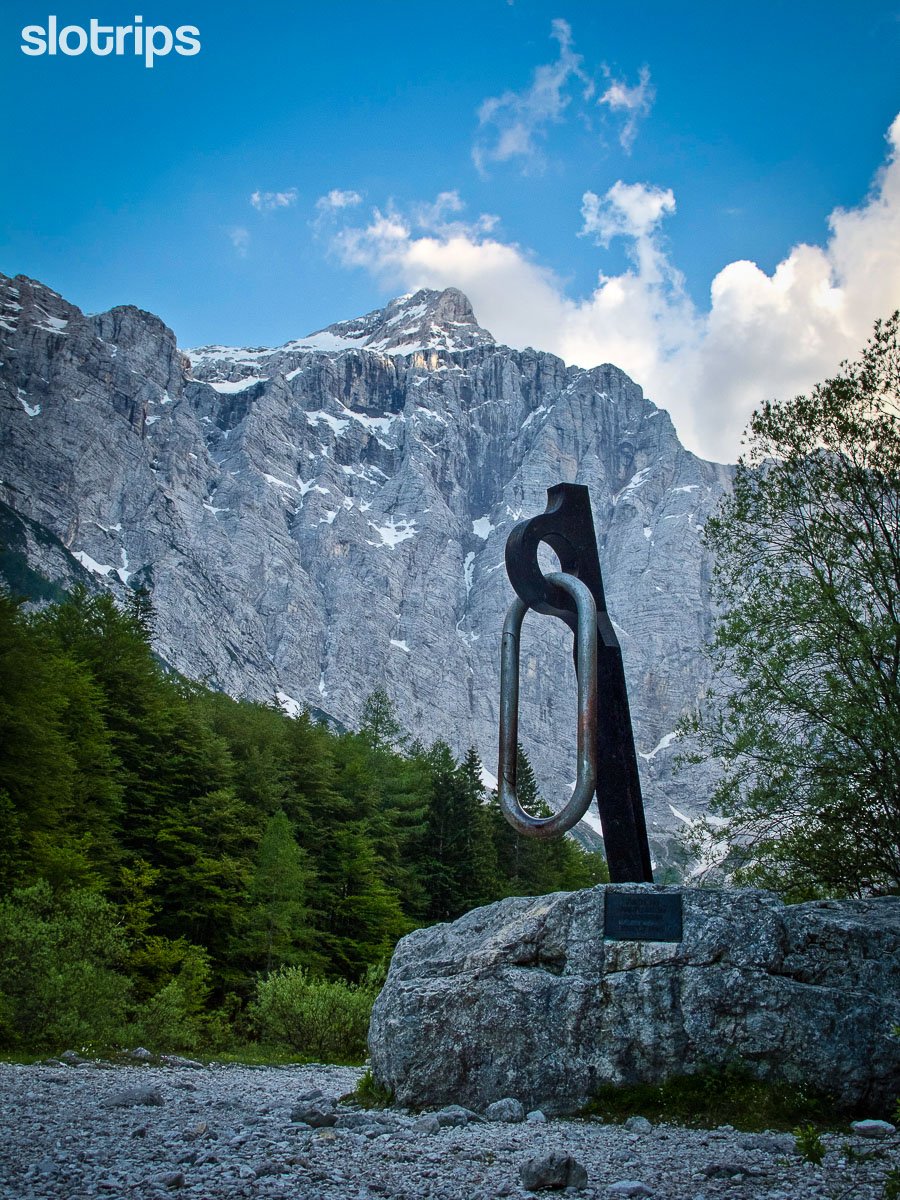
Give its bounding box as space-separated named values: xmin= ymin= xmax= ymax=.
xmin=307 ymin=287 xmax=495 ymax=354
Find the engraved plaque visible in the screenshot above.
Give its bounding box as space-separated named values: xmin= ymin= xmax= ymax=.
xmin=604 ymin=891 xmax=683 ymax=942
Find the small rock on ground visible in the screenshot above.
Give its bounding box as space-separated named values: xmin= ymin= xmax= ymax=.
xmin=519 ymin=1151 xmax=588 ymax=1190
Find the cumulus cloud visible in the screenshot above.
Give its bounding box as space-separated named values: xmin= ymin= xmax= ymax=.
xmin=473 ymin=18 xmax=593 ymax=174
xmin=250 ymin=188 xmax=298 ymax=212
xmin=316 ymin=188 xmax=363 ymax=212
xmin=327 ymin=114 xmax=900 ymax=463
xmin=598 ymin=65 xmax=654 ymax=152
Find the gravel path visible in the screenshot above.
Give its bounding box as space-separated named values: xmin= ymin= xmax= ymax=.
xmin=0 ymin=1060 xmax=896 ymax=1199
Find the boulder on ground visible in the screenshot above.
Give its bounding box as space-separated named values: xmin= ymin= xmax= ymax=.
xmin=368 ymin=885 xmax=900 ymax=1114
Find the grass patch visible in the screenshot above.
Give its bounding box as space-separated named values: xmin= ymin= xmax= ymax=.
xmin=350 ymin=1068 xmax=393 ymax=1109
xmin=202 ymin=1044 xmax=319 ymax=1067
xmin=582 ymin=1063 xmax=843 ymax=1132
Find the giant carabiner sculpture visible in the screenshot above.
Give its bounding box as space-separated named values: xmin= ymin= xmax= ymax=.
xmin=498 ymin=483 xmax=654 ymax=883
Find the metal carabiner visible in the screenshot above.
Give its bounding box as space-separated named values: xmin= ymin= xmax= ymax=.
xmin=498 ymin=571 xmax=598 ymax=840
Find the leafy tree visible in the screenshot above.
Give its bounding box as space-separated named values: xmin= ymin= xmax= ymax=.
xmin=0 ymin=881 xmax=132 ymax=1051
xmin=195 ymin=692 xmax=292 ymax=814
xmin=124 ymin=584 xmax=156 ymax=640
xmin=37 ymin=586 xmax=176 ymax=861
xmin=118 ymin=857 xmax=212 ymax=1022
xmin=488 ymin=745 xmax=550 ymax=895
xmin=153 ymin=785 xmax=255 ymax=976
xmin=689 ymin=313 xmax=900 ymax=897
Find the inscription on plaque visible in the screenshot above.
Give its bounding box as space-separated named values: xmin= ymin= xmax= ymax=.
xmin=604 ymin=891 xmax=683 ymax=942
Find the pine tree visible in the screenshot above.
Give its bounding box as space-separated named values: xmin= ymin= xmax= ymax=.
xmin=359 ymin=687 xmax=406 ymax=752
xmin=454 ymin=747 xmax=500 ymax=910
xmin=0 ymin=591 xmax=123 ymax=890
xmin=488 ymin=744 xmax=607 ymax=896
xmin=241 ymin=810 xmax=315 ymax=973
xmin=421 ymin=743 xmax=498 ymax=920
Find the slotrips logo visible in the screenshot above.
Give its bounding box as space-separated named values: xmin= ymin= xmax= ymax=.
xmin=21 ymin=15 xmax=201 ymax=68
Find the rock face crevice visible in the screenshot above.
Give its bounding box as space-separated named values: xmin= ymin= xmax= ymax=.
xmin=368 ymin=885 xmax=900 ymax=1114
xmin=0 ymin=273 xmax=733 ymax=859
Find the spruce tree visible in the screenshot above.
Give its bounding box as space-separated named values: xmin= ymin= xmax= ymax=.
xmin=241 ymin=809 xmax=315 ymax=973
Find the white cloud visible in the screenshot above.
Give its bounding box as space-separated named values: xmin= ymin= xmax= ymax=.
xmin=598 ymin=65 xmax=654 ymax=152
xmin=580 ymin=181 xmax=677 ymax=283
xmin=228 ymin=226 xmax=250 ymax=257
xmin=473 ymin=22 xmax=654 ymax=172
xmin=316 ymin=189 xmax=363 ymax=212
xmin=327 ymin=114 xmax=900 ymax=464
xmin=250 ymin=188 xmax=298 ymax=212
xmin=473 ymin=18 xmax=593 ymax=175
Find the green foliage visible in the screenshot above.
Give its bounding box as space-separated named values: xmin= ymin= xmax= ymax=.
xmin=0 ymin=591 xmax=122 ymax=890
xmin=0 ymin=882 xmax=132 ymax=1051
xmin=359 ymin=687 xmax=407 ymax=753
xmin=884 ymin=1167 xmax=900 ymax=1200
xmin=130 ymin=975 xmax=204 ymax=1052
xmin=248 ymin=966 xmax=376 ymax=1061
xmin=0 ymin=590 xmax=609 ymax=1056
xmin=687 ymin=313 xmax=900 ymax=897
xmin=240 ymin=809 xmax=314 ymax=973
xmin=421 ymin=741 xmax=497 ymax=920
xmin=353 ymin=1068 xmax=393 ymax=1108
xmin=583 ymin=1063 xmax=839 ymax=1131
xmin=793 ymin=1123 xmax=827 ymax=1164
xmin=488 ymin=745 xmax=608 ymax=898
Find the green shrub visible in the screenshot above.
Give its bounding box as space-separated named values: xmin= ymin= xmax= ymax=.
xmin=793 ymin=1123 xmax=826 ymax=1164
xmin=128 ymin=939 xmax=211 ymax=1052
xmin=0 ymin=881 xmax=132 ymax=1051
xmin=353 ymin=1067 xmax=393 ymax=1108
xmin=249 ymin=966 xmax=376 ymax=1062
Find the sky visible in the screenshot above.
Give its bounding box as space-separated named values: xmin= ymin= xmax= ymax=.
xmin=1 ymin=1 xmax=899 ymax=462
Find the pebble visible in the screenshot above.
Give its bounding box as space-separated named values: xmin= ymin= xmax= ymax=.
xmin=0 ymin=1061 xmax=897 ymax=1200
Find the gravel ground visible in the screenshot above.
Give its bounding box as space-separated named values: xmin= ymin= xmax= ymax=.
xmin=0 ymin=1059 xmax=896 ymax=1200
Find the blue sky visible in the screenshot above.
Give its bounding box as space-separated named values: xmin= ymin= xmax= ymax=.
xmin=2 ymin=0 xmax=899 ymax=460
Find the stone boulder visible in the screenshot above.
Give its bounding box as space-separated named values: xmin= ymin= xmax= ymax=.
xmin=368 ymin=885 xmax=900 ymax=1114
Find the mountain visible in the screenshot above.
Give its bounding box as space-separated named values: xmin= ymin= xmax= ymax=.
xmin=0 ymin=272 xmax=733 ymax=869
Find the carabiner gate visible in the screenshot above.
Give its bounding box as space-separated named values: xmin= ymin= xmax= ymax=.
xmin=498 ymin=571 xmax=598 ymax=839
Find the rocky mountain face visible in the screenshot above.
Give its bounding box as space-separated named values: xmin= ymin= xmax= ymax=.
xmin=0 ymin=272 xmax=733 ymax=869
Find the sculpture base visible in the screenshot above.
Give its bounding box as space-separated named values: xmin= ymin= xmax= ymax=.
xmin=368 ymin=884 xmax=900 ymax=1115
